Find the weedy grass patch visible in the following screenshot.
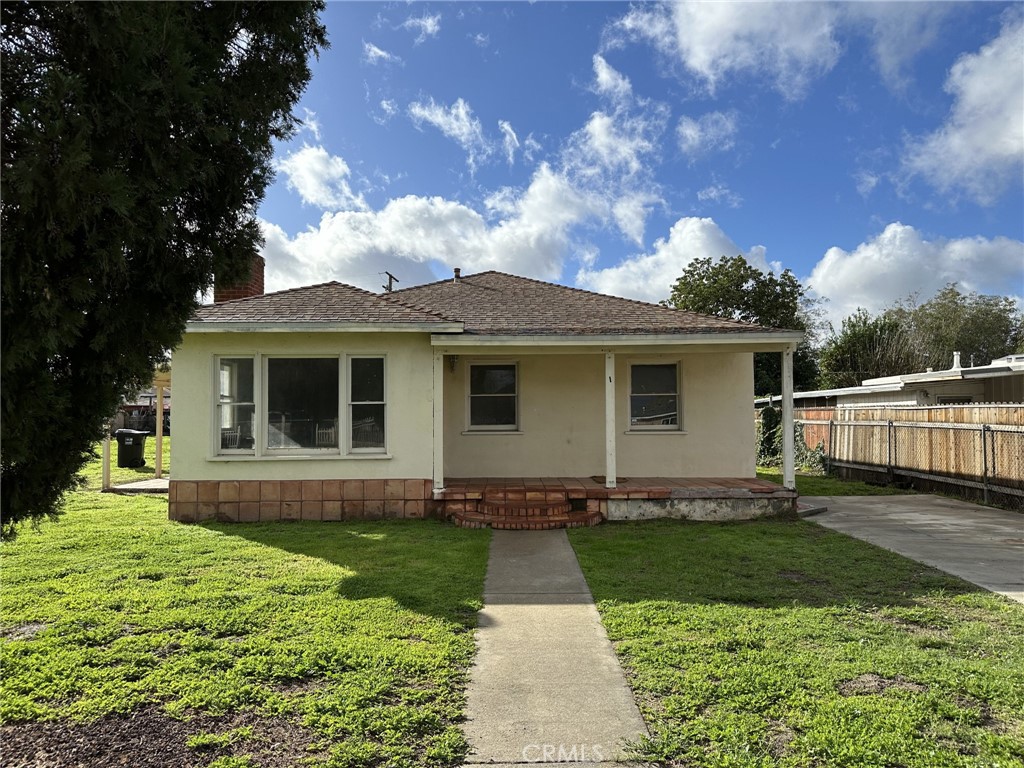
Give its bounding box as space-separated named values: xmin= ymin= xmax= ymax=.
xmin=756 ymin=467 xmax=912 ymax=497
xmin=569 ymin=520 xmax=1024 ymax=767
xmin=1 ymin=492 xmax=490 ymax=767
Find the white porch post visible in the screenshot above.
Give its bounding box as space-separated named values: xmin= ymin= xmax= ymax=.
xmin=604 ymin=351 xmax=617 ymax=489
xmin=432 ymin=349 xmax=445 ymax=492
xmin=154 ymin=385 xmax=165 ymax=479
xmin=102 ymin=430 xmax=111 ymax=491
xmin=781 ymin=345 xmax=796 ymax=490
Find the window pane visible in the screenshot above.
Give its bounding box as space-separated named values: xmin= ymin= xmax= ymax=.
xmin=219 ymin=358 xmax=254 ymax=403
xmin=470 ymin=365 xmax=516 ymax=395
xmin=351 ymin=404 xmax=385 ymax=449
xmin=630 ymin=395 xmax=678 ymax=426
xmin=631 ymin=364 xmax=677 ymax=394
xmin=218 ymin=403 xmax=255 ymax=449
xmin=471 ymin=395 xmax=517 ymax=426
xmin=351 ymin=357 xmax=384 ymax=402
xmin=267 ymin=358 xmax=339 ymax=449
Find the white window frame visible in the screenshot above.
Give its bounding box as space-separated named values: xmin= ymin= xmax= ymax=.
xmin=213 ymin=355 xmax=258 ymax=456
xmin=627 ymin=359 xmax=683 ymax=432
xmin=466 ymin=360 xmax=519 ymax=432
xmin=262 ymin=354 xmax=342 ymax=456
xmin=347 ymin=354 xmax=387 ymax=454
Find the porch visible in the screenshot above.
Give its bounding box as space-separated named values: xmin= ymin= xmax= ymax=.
xmin=437 ymin=476 xmax=797 ymax=529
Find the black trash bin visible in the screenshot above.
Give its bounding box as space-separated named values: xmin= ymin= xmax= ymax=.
xmin=114 ymin=429 xmax=148 ymax=468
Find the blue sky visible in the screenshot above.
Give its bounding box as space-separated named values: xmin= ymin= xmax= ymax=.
xmin=258 ymin=1 xmax=1024 ymax=327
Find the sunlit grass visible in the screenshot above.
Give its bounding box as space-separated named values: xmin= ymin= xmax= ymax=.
xmin=570 ymin=520 xmax=1024 ymax=767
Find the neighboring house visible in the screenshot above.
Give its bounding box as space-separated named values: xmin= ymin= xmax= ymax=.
xmin=169 ymin=267 xmax=803 ymax=527
xmin=758 ymin=353 xmax=1024 ymax=409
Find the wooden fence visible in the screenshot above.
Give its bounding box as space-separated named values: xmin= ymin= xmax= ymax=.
xmin=765 ymin=404 xmax=1024 ymax=506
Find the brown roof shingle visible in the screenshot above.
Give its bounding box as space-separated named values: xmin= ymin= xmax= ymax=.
xmin=192 ymin=281 xmax=457 ymax=325
xmin=388 ymin=271 xmax=780 ymax=335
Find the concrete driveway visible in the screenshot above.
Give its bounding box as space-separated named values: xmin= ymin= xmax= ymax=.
xmin=803 ymin=494 xmax=1024 ymax=604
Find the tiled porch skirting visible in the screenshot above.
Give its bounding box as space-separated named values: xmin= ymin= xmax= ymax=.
xmin=168 ymin=479 xmax=437 ymax=523
xmin=168 ymin=477 xmax=797 ymax=523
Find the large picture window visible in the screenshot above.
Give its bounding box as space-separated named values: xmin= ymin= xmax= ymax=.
xmin=629 ymin=363 xmax=680 ymax=429
xmin=266 ymin=357 xmax=339 ymax=451
xmin=469 ymin=363 xmax=518 ymax=430
xmin=350 ymin=357 xmax=385 ymax=451
xmin=218 ymin=357 xmax=255 ymax=452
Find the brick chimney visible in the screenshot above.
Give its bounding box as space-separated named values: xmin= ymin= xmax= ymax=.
xmin=214 ymin=255 xmax=265 ymax=303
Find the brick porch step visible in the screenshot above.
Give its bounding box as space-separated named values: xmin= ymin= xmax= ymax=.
xmin=454 ymin=509 xmax=603 ymax=530
xmin=479 ymin=499 xmax=573 ymax=516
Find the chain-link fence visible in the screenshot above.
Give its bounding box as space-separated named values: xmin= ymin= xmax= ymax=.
xmin=759 ymin=405 xmax=1024 ymax=510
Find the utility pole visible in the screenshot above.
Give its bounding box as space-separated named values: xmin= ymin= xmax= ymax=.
xmin=382 ymin=271 xmax=400 ymax=292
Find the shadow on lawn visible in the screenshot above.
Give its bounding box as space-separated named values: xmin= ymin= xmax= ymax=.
xmin=207 ymin=519 xmax=488 ymax=624
xmin=569 ymin=519 xmax=982 ymax=610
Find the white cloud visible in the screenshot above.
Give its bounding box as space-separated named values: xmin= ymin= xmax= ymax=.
xmin=300 ymin=108 xmax=321 ymax=141
xmin=471 ymin=32 xmax=489 ymax=48
xmin=576 ymin=217 xmax=770 ymax=303
xmin=677 ymin=111 xmax=738 ymax=158
xmin=362 ymin=42 xmax=402 ymax=66
xmin=854 ymin=171 xmax=879 ymax=198
xmin=275 ymin=144 xmax=368 ymax=211
xmin=808 ymin=223 xmax=1024 ymax=326
xmin=608 ymin=2 xmax=841 ymax=100
xmin=902 ymin=11 xmax=1024 ymax=205
xmin=844 ymin=3 xmax=953 ymax=91
xmin=612 ymin=191 xmax=662 ymax=246
xmin=260 ymin=164 xmax=600 ymax=293
xmin=697 ymin=182 xmax=742 ymax=208
xmin=565 ymin=109 xmax=665 ymax=181
xmin=498 ymin=120 xmax=519 ymax=166
xmin=402 ymin=13 xmax=441 ymax=44
xmin=408 ymin=97 xmax=493 ymax=172
xmin=592 ymin=54 xmax=632 ymax=106
xmin=522 ymin=134 xmax=543 ymax=163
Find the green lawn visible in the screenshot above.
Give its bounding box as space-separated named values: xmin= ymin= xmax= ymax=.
xmin=78 ymin=433 xmax=173 ymax=491
xmin=569 ymin=520 xmax=1024 ymax=767
xmin=757 ymin=466 xmax=912 ymax=496
xmin=1 ymin=492 xmax=490 ymax=767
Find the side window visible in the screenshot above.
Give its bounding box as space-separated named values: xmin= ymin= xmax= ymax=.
xmin=266 ymin=358 xmax=339 ymax=450
xmin=630 ymin=363 xmax=680 ymax=429
xmin=469 ymin=363 xmax=518 ymax=430
xmin=218 ymin=357 xmax=255 ymax=452
xmin=350 ymin=357 xmax=385 ymax=452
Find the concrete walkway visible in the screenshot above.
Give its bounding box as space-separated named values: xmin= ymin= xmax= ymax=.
xmin=805 ymin=494 xmax=1024 ymax=604
xmin=462 ymin=530 xmax=647 ymax=766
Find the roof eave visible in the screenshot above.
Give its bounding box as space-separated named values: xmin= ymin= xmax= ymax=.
xmin=186 ymin=321 xmax=465 ymax=333
xmin=429 ymin=330 xmax=805 ymax=348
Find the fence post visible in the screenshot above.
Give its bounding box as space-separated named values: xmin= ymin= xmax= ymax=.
xmin=981 ymin=424 xmax=990 ymax=505
xmin=827 ymin=419 xmax=834 ymax=475
xmin=886 ymin=420 xmax=894 ymax=484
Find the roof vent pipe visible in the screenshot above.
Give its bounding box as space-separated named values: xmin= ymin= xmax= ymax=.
xmin=952 ymin=351 xmax=962 ymax=370
xmin=453 ymin=267 xmax=461 ymax=282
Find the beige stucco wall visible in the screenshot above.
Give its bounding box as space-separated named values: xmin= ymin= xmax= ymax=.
xmin=443 ymin=352 xmax=756 ymax=478
xmin=172 ymin=331 xmax=434 ymax=481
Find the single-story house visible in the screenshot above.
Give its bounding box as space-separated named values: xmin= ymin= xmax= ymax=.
xmin=169 ymin=265 xmax=804 ymax=528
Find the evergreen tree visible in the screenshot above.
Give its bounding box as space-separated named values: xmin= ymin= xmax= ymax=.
xmin=1 ymin=2 xmax=328 ymax=534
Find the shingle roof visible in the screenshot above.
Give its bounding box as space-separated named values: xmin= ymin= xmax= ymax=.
xmin=191 ymin=281 xmax=457 ymax=325
xmin=387 ymin=271 xmax=779 ymax=335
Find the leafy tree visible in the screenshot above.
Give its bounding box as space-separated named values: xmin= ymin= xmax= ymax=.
xmin=890 ymin=284 xmax=1024 ymax=370
xmin=818 ymin=309 xmax=920 ymax=389
xmin=818 ymin=285 xmax=1023 ymax=389
xmin=665 ymin=255 xmax=820 ymax=395
xmin=1 ymin=2 xmax=327 ymax=535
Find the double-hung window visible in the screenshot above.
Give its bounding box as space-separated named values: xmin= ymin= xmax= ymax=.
xmin=349 ymin=357 xmax=385 ymax=451
xmin=468 ymin=363 xmax=518 ymax=430
xmin=218 ymin=357 xmax=255 ymax=452
xmin=629 ymin=362 xmax=680 ymax=430
xmin=213 ymin=354 xmax=386 ymax=456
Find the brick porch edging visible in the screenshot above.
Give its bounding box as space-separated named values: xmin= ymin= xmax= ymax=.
xmin=168 ymin=479 xmax=438 ymax=523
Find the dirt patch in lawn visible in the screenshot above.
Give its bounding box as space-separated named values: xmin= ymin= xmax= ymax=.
xmin=0 ymin=623 xmax=47 ymax=641
xmin=1 ymin=705 xmax=326 ymax=768
xmin=838 ymin=673 xmax=928 ymax=696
